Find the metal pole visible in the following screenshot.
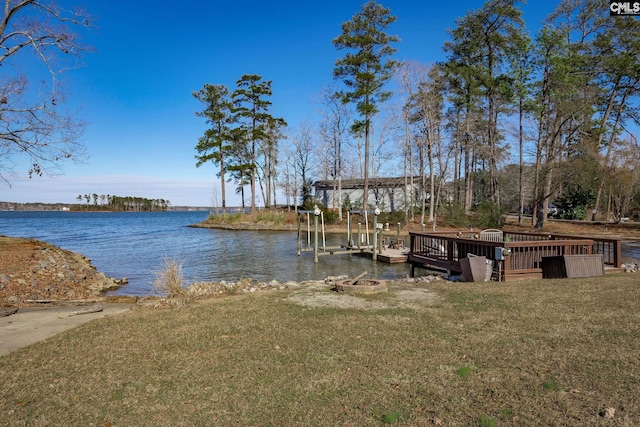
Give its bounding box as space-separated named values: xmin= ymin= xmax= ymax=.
xmin=347 ymin=210 xmax=352 ymax=247
xmin=314 ymin=205 xmax=320 ymax=263
xmin=321 ymin=211 xmax=326 ymax=251
xmin=373 ymin=206 xmax=382 ymax=261
xmin=297 ymin=213 xmax=301 ymax=256
xmin=373 ymin=213 xmax=378 ymax=261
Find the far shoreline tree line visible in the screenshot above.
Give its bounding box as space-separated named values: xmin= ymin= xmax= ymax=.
xmin=73 ymin=194 xmax=170 ymax=212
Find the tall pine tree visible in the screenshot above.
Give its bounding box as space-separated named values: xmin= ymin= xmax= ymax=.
xmin=232 ymin=74 xmax=285 ymax=212
xmin=193 ymin=84 xmax=234 ymax=213
xmin=333 ymin=1 xmax=398 ymax=212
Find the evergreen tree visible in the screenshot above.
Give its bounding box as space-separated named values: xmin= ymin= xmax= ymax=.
xmin=444 ymin=0 xmax=525 ymax=209
xmin=333 ymin=1 xmax=399 ymax=212
xmin=193 ymin=84 xmax=234 ymax=213
xmin=232 ymin=74 xmax=286 ymax=213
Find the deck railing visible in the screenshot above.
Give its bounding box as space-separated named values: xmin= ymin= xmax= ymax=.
xmin=408 ymin=230 xmax=621 ymax=281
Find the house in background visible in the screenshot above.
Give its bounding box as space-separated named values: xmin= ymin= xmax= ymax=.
xmin=313 ymin=177 xmax=421 ymax=212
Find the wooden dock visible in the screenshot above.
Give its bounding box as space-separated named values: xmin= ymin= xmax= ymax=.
xmin=346 ymin=246 xmax=409 ymax=264
xmin=299 ymin=228 xmax=623 ymax=279
xmin=407 ymin=230 xmax=622 ymax=281
xmin=370 ymin=248 xmax=408 ymax=263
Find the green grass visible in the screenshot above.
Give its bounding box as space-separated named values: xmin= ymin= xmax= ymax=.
xmin=201 ymin=211 xmax=289 ymax=227
xmin=381 ymin=410 xmax=403 ymax=424
xmin=2 ymin=275 xmax=640 ymax=425
xmin=477 ymin=416 xmax=497 ymax=427
xmin=542 ymin=379 xmax=561 ymax=391
xmin=456 ymin=365 xmax=472 ymax=378
xmin=255 ymin=211 xmax=286 ymax=226
xmin=204 ymin=212 xmax=243 ymax=224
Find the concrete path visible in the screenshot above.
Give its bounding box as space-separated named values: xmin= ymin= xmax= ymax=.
xmin=0 ymin=303 xmax=134 ymax=356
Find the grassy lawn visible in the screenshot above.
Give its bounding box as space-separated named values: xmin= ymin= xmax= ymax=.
xmin=1 ymin=275 xmax=639 ymax=426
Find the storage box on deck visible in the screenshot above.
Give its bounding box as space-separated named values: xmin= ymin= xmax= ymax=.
xmin=541 ymin=254 xmax=604 ymax=279
xmin=460 ymin=255 xmax=493 ymax=282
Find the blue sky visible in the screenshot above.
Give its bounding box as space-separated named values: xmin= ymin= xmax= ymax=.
xmin=3 ymin=0 xmax=552 ymax=207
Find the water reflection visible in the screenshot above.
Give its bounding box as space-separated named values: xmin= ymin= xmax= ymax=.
xmin=181 ymin=228 xmax=410 ymax=294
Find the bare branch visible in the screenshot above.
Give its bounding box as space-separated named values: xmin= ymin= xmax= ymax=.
xmin=0 ymin=1 xmax=90 ymax=183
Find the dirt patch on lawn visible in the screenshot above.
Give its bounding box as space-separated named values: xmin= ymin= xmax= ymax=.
xmin=286 ymin=280 xmax=441 ymax=311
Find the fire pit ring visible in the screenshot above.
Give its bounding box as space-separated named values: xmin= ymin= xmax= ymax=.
xmin=334 ymin=279 xmax=387 ymax=294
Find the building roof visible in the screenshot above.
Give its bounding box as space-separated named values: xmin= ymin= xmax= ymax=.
xmin=313 ymin=177 xmax=419 ymax=190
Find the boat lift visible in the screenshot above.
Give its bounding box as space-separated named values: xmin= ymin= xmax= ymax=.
xmin=297 ymin=206 xmax=389 ymax=263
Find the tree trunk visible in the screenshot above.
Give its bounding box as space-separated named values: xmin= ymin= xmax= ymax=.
xmin=463 ymin=108 xmax=473 ymax=214
xmin=403 ymin=111 xmax=410 ymax=220
xmin=518 ymin=96 xmax=524 ymax=226
xmin=428 ymin=128 xmax=435 ymax=223
xmin=363 ymin=113 xmax=370 ymax=211
xmin=593 ymin=85 xmax=626 ymax=221
xmin=419 ymin=136 xmax=426 ymax=226
xmin=220 ymin=157 xmax=227 ymax=214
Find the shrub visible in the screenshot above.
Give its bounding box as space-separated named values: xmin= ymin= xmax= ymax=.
xmin=471 ymin=201 xmax=505 ymax=229
xmin=378 ymin=210 xmax=406 ymax=227
xmin=323 ymin=209 xmax=340 ymax=225
xmin=560 ymin=205 xmax=587 ymax=220
xmin=302 ymin=198 xmax=325 ymax=212
xmin=206 ymin=213 xmax=242 ymax=225
xmin=152 ymin=257 xmax=189 ymax=302
xmin=255 ymin=211 xmax=286 ymax=226
xmin=440 ymin=203 xmax=469 ymax=228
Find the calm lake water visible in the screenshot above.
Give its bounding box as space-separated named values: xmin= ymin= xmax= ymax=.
xmin=0 ymin=211 xmax=411 ymax=296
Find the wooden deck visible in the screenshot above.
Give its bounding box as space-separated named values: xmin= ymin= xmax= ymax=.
xmin=408 ymin=230 xmax=622 ymax=281
xmin=362 ymin=247 xmax=408 ymax=263
xmin=343 ymin=245 xmax=409 ymax=264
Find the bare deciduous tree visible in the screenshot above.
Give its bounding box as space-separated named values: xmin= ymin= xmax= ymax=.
xmin=318 ymin=86 xmax=351 ymax=220
xmin=0 ymin=1 xmax=91 ymax=184
xmin=286 ymin=122 xmax=316 ymax=208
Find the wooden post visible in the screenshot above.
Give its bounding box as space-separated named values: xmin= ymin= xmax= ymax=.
xmin=503 ymin=243 xmax=512 ymax=281
xmin=447 ymin=240 xmax=455 ymax=263
xmin=357 ymin=223 xmax=362 ymax=249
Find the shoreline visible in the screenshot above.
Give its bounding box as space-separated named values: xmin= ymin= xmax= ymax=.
xmin=0 ymin=235 xmax=125 ymax=308
xmin=3 ymin=218 xmax=640 ymax=308
xmin=192 ymin=216 xmax=640 ymax=241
